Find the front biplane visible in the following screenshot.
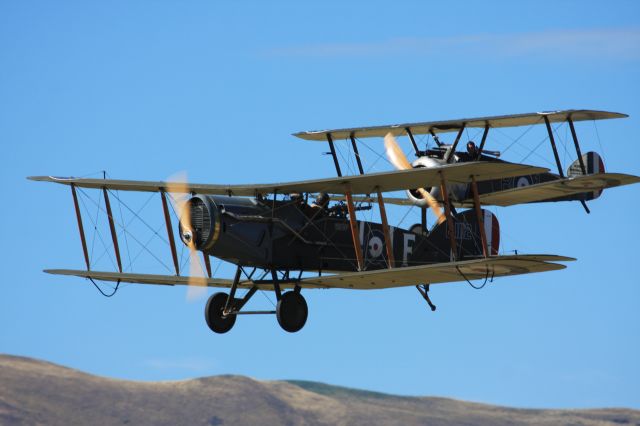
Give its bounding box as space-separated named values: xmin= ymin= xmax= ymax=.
xmin=29 ymin=109 xmax=639 ymax=333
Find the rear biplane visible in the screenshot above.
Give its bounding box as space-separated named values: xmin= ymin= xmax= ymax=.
xmin=29 ymin=109 xmax=640 ymax=333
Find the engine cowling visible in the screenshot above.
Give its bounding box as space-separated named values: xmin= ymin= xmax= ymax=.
xmin=178 ymin=195 xmax=220 ymax=251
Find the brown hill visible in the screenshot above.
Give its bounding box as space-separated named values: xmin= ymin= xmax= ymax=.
xmin=0 ymin=354 xmax=638 ymax=426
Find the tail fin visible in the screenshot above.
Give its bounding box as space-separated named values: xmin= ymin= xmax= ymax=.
xmin=567 ymin=151 xmax=606 ymax=199
xmin=428 ymin=209 xmax=499 ymax=260
xmin=568 ymin=151 xmax=605 ymax=176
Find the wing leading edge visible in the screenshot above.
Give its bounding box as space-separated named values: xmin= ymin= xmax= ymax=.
xmin=294 ymin=109 xmax=627 ymax=141
xmin=28 ymin=162 xmax=547 ymax=196
xmin=45 ymin=254 xmax=574 ymax=291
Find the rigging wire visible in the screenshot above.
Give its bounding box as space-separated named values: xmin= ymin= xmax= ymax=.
xmin=520 ymin=123 xmax=564 ymax=164
xmin=499 ymin=123 xmax=537 ymax=155
xmin=78 ymin=190 xmax=117 ymax=271
xmin=89 ymin=187 xmax=102 ymax=263
xmin=78 ymin=187 xmax=172 ymax=273
xmin=593 ymin=120 xmax=607 ymax=160
xmin=114 ymin=188 xmax=133 ymax=271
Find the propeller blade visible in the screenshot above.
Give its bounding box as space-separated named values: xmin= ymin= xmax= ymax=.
xmin=166 ymin=172 xmax=208 ymax=300
xmin=384 ymin=133 xmax=412 ymax=170
xmin=384 ymin=133 xmax=445 ymax=224
xmin=186 ymin=247 xmax=208 ymax=301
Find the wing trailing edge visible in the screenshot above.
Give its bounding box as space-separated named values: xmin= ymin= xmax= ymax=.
xmin=45 ymin=254 xmax=574 ymax=291
xmin=27 ymin=162 xmax=547 ymax=196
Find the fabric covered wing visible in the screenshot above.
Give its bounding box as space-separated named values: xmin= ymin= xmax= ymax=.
xmin=44 ymin=254 xmax=573 ymax=290
xmin=28 ymin=162 xmax=547 ymax=196
xmin=475 ymin=173 xmax=640 ymax=207
xmin=294 ymin=110 xmax=626 ymax=141
xmin=297 ymin=255 xmax=575 ymax=289
xmin=43 ymin=269 xmax=321 ymax=289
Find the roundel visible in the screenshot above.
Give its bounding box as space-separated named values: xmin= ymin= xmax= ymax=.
xmin=516 ymin=176 xmax=530 ymax=187
xmin=368 ymin=235 xmax=384 ymax=258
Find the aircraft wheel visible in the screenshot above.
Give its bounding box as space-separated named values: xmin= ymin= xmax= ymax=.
xmin=204 ymin=292 xmax=236 ymax=334
xmin=276 ymin=291 xmax=308 ymax=333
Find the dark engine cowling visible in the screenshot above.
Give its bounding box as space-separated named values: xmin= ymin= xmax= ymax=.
xmin=178 ymin=195 xmax=220 ymax=251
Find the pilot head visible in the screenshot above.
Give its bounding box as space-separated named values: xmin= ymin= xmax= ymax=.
xmin=467 ymin=141 xmax=478 ymax=157
xmin=290 ymin=192 xmax=304 ymax=204
xmin=315 ymin=192 xmax=330 ymax=207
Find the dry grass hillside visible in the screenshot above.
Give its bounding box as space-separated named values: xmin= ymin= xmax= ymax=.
xmin=1 ymin=354 xmax=638 ymax=426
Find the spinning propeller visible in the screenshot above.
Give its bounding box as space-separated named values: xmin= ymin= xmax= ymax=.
xmin=384 ymin=133 xmax=446 ymax=224
xmin=166 ymin=172 xmax=208 ymax=301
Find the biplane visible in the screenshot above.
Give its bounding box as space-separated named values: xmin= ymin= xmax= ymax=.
xmin=29 ymin=109 xmax=640 ymax=333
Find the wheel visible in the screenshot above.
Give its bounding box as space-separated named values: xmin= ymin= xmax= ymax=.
xmin=204 ymin=292 xmax=236 ymax=334
xmin=276 ymin=291 xmax=308 ymax=333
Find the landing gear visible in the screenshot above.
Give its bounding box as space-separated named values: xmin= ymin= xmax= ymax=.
xmin=205 ymin=292 xmax=237 ymax=333
xmin=276 ymin=289 xmax=308 ymax=333
xmin=203 ymin=267 xmax=309 ymax=334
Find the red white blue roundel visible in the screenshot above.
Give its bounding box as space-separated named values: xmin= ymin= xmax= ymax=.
xmin=368 ymin=235 xmax=384 ymax=258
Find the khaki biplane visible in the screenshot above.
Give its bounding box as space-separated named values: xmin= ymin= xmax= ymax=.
xmin=29 ymin=109 xmax=640 ymax=333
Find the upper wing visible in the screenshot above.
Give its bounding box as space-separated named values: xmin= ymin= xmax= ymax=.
xmin=293 ymin=110 xmax=627 ymax=141
xmin=472 ymin=172 xmax=640 ymax=207
xmin=28 ymin=162 xmax=547 ymax=196
xmin=44 ymin=254 xmax=574 ymax=290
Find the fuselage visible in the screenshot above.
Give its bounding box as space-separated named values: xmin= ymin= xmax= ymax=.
xmin=183 ymin=195 xmax=495 ymax=273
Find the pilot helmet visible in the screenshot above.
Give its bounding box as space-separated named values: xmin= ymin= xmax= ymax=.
xmin=315 ymin=192 xmax=330 ymax=207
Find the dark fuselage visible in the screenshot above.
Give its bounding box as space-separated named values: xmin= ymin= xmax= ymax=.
xmin=189 ymin=195 xmax=491 ymax=273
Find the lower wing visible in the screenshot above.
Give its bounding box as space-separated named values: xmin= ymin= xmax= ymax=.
xmin=474 ymin=172 xmax=640 ymax=207
xmin=44 ymin=254 xmax=574 ymax=290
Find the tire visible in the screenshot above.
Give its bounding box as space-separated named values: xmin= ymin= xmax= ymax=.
xmin=204 ymin=292 xmax=236 ymax=334
xmin=276 ymin=291 xmax=308 ymax=333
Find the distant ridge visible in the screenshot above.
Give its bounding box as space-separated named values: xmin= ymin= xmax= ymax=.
xmin=1 ymin=354 xmax=638 ymax=426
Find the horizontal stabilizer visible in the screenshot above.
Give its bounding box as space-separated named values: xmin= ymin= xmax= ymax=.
xmin=28 ymin=162 xmax=547 ymax=196
xmin=475 ymin=173 xmax=640 ymax=207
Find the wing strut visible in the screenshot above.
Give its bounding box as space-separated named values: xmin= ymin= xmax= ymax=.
xmin=444 ymin=125 xmax=466 ymax=163
xmin=375 ymin=188 xmax=394 ymax=268
xmin=71 ymin=184 xmax=91 ymax=271
xmin=405 ymin=127 xmax=420 ymax=156
xmin=345 ymin=188 xmax=365 ymax=271
xmin=102 ymin=188 xmax=123 ymax=273
xmin=568 ymin=116 xmax=591 ymax=214
xmin=544 ymin=115 xmax=565 ymax=178
xmin=349 ymin=133 xmax=365 ymax=175
xmin=477 ymin=123 xmax=490 ymax=157
xmin=471 ymin=175 xmax=488 ymax=258
xmin=439 ymin=172 xmax=458 ymax=260
xmin=326 ymin=133 xmax=342 ymax=177
xmin=203 ymin=254 xmax=212 ymax=278
xmin=160 ymin=190 xmax=180 ymax=275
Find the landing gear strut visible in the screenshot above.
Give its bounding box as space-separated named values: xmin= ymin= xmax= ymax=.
xmin=204 ymin=266 xmax=308 ymax=334
xmin=416 ymin=284 xmax=437 ymax=311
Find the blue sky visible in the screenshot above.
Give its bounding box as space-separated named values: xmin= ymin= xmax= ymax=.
xmin=1 ymin=0 xmax=639 ymax=409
